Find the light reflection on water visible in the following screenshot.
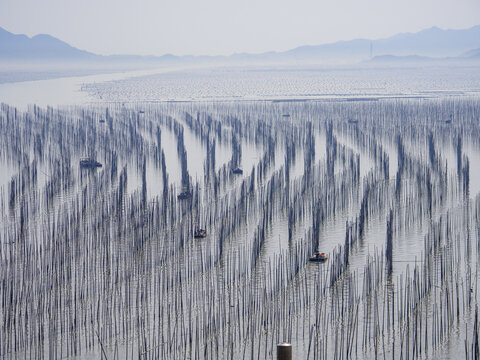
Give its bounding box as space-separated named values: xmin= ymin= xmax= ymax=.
xmin=2 ymin=65 xmax=480 ymax=109
xmin=1 ymin=69 xmax=480 ymax=359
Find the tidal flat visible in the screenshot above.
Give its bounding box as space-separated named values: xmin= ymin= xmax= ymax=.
xmin=0 ymin=97 xmax=480 ymax=359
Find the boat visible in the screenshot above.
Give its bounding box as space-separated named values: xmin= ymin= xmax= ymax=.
xmin=194 ymin=229 xmax=207 ymax=238
xmin=80 ymin=158 xmax=102 ymax=168
xmin=177 ymin=191 xmax=192 ymax=200
xmin=309 ymin=252 xmax=328 ymax=262
xmin=232 ymin=167 xmax=243 ymax=175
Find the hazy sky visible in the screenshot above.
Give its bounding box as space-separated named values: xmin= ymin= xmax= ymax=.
xmin=1 ymin=0 xmax=479 ymax=56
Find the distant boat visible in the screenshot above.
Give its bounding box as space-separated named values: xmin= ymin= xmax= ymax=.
xmin=194 ymin=229 xmax=207 ymax=238
xmin=80 ymin=158 xmax=102 ymax=168
xmin=99 ymin=119 xmax=105 ymax=123
xmin=348 ymin=119 xmax=358 ymax=124
xmin=138 ymin=110 xmax=145 ymax=114
xmin=232 ymin=168 xmax=243 ymax=175
xmin=177 ymin=191 xmax=192 ymax=200
xmin=309 ymin=252 xmax=328 ymax=262
xmin=282 ymin=114 xmax=290 ymax=117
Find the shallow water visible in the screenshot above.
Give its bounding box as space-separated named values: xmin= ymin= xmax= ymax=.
xmin=2 ymin=64 xmax=480 ymax=109
xmin=1 ymin=68 xmax=480 ymax=359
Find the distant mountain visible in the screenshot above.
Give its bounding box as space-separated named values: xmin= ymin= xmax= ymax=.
xmin=367 ymin=50 xmax=480 ymax=65
xmin=372 ymin=26 xmax=480 ymax=57
xmin=0 ymin=27 xmax=199 ymax=65
xmin=281 ymin=25 xmax=480 ymax=61
xmin=463 ymin=48 xmax=480 ymax=58
xmin=0 ymin=27 xmax=97 ymax=60
xmin=365 ymin=54 xmax=480 ymax=66
xmin=369 ymin=55 xmax=434 ymax=63
xmin=2 ymin=25 xmax=480 ymax=64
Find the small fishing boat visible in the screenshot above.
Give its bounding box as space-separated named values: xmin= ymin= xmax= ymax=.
xmin=177 ymin=191 xmax=192 ymax=200
xmin=194 ymin=229 xmax=207 ymax=238
xmin=309 ymin=252 xmax=328 ymax=262
xmin=232 ymin=167 xmax=243 ymax=175
xmin=80 ymin=158 xmax=102 ymax=168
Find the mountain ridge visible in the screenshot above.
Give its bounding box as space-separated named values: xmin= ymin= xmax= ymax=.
xmin=2 ymin=25 xmax=480 ymax=64
xmin=0 ymin=27 xmax=96 ymax=60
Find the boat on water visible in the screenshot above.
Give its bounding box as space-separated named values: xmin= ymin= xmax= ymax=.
xmin=80 ymin=158 xmax=102 ymax=168
xmin=309 ymin=252 xmax=328 ymax=262
xmin=194 ymin=229 xmax=207 ymax=238
xmin=232 ymin=167 xmax=243 ymax=175
xmin=177 ymin=191 xmax=192 ymax=200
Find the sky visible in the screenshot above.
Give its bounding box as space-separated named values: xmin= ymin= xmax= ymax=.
xmin=1 ymin=0 xmax=480 ymax=56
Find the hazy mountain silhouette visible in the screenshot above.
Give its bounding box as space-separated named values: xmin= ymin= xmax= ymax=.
xmin=2 ymin=25 xmax=480 ymax=63
xmin=282 ymin=25 xmax=480 ymax=61
xmin=372 ymin=26 xmax=480 ymax=57
xmin=369 ymin=55 xmax=433 ymax=63
xmin=463 ymin=48 xmax=480 ymax=58
xmin=0 ymin=27 xmax=97 ymax=60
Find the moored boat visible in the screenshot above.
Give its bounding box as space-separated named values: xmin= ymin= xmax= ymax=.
xmin=309 ymin=252 xmax=328 ymax=262
xmin=194 ymin=229 xmax=207 ymax=238
xmin=80 ymin=158 xmax=102 ymax=168
xmin=178 ymin=191 xmax=192 ymax=200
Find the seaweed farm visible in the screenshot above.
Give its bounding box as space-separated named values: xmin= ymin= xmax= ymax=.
xmin=1 ymin=98 xmax=480 ymax=359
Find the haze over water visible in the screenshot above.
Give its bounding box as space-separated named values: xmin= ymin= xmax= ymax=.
xmin=1 ymin=2 xmax=480 ymax=359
